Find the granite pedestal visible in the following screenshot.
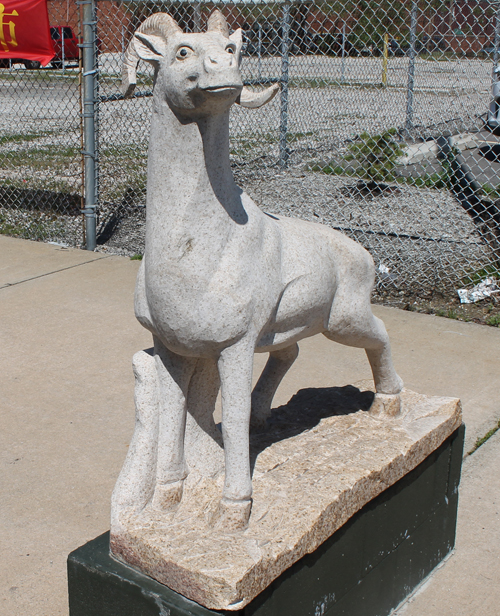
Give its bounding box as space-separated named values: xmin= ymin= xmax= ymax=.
xmin=68 ymin=422 xmax=464 ymax=616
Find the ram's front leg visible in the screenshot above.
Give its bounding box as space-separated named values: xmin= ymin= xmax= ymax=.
xmin=214 ymin=338 xmax=255 ymax=531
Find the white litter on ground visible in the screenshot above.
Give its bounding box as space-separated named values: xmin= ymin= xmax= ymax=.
xmin=457 ymin=278 xmax=500 ymax=304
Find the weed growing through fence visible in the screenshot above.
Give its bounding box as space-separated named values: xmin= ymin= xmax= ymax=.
xmin=345 ymin=128 xmax=405 ymax=183
xmin=310 ymin=134 xmax=453 ymax=191
xmin=397 ymin=172 xmax=449 ymax=190
xmin=309 ymin=129 xmax=406 ymax=184
xmin=482 ymin=183 xmax=500 ymax=201
xmin=310 ymin=163 xmax=453 ymax=192
xmin=461 ymin=265 xmax=500 ymax=287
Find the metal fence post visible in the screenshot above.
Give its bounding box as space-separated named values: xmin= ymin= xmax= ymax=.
xmin=382 ymin=33 xmax=389 ymax=87
xmin=492 ymin=5 xmax=500 ymax=80
xmin=279 ymin=1 xmax=291 ymax=169
xmin=193 ymin=2 xmax=201 ymax=33
xmin=62 ymin=27 xmax=65 ymax=74
xmin=257 ymin=22 xmax=262 ymax=81
xmin=80 ymin=0 xmax=98 ymax=251
xmin=341 ymin=22 xmax=346 ymax=84
xmin=405 ymin=0 xmax=418 ymax=137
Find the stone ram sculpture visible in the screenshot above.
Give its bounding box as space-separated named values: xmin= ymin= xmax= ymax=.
xmin=110 ymin=10 xmax=403 ymax=534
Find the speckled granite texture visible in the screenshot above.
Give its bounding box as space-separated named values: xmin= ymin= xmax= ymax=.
xmin=110 ymin=384 xmax=461 ymax=611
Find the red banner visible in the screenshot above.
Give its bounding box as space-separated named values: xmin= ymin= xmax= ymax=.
xmin=0 ymin=0 xmax=54 ymax=66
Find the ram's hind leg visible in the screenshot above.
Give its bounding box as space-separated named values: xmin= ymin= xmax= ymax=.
xmin=251 ymin=343 xmax=299 ymax=428
xmin=362 ymin=316 xmax=404 ymax=416
xmin=325 ymin=295 xmax=403 ymax=417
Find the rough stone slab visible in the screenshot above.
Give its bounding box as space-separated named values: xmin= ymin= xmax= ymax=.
xmin=110 ymin=385 xmax=462 ymax=611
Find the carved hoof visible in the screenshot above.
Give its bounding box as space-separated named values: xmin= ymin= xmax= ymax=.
xmin=369 ymin=393 xmax=402 ymax=418
xmin=211 ymin=498 xmax=252 ymax=531
xmin=150 ymin=480 xmax=184 ymax=511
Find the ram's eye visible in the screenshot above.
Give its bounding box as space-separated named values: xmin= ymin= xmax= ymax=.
xmin=176 ymin=46 xmax=192 ymax=60
xmin=226 ymin=45 xmax=235 ymax=54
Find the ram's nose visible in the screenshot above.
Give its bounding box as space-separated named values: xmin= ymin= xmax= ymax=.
xmin=203 ymin=52 xmax=236 ymax=73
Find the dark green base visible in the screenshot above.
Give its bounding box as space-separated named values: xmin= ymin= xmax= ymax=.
xmin=68 ymin=425 xmax=464 ymax=616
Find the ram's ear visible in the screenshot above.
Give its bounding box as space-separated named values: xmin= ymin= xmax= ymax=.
xmin=229 ymin=28 xmax=243 ymax=56
xmin=133 ymin=32 xmax=167 ymax=62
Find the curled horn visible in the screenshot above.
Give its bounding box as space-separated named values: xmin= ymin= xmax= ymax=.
xmin=122 ymin=13 xmax=182 ymax=98
xmin=237 ymin=82 xmax=280 ymax=109
xmin=206 ymin=9 xmax=229 ymax=38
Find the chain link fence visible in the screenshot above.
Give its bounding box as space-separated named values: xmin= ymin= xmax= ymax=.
xmin=0 ymin=1 xmax=84 ymax=246
xmin=1 ymin=0 xmax=500 ymax=314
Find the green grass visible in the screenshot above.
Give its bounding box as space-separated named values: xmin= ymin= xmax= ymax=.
xmin=311 ymin=158 xmax=458 ymax=193
xmin=2 ymin=146 xmax=80 ymax=172
xmin=0 ymin=130 xmax=56 ymax=146
xmin=100 ymin=73 xmax=153 ymax=88
xmin=397 ymin=172 xmax=449 ymax=190
xmin=435 ymin=308 xmax=459 ymax=319
xmin=310 ymin=162 xmax=450 ymax=191
xmin=287 ymin=131 xmax=314 ymax=143
xmin=482 ymin=183 xmax=500 ymax=201
xmin=231 ymin=130 xmax=314 ymax=155
xmin=461 ymin=265 xmax=500 ymax=287
xmin=99 ymin=144 xmax=148 ymax=204
xmin=418 ymin=51 xmax=461 ymax=62
xmin=101 ymin=145 xmax=147 ymax=160
xmin=486 ymin=314 xmax=500 ymax=327
xmin=230 ymin=132 xmax=279 ymax=156
xmin=0 ymin=176 xmax=79 ymax=193
xmin=309 ymin=163 xmax=357 ymax=177
xmin=130 ymin=253 xmax=143 ymax=260
xmin=467 ymin=418 xmax=500 ymax=455
xmin=0 ymin=216 xmax=23 ymax=236
xmin=0 ymin=211 xmax=66 ymax=241
xmin=288 ymin=77 xmax=401 ymax=90
xmin=0 ymin=69 xmax=79 ymax=83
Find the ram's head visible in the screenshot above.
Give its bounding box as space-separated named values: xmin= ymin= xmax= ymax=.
xmin=122 ymin=10 xmax=279 ymax=118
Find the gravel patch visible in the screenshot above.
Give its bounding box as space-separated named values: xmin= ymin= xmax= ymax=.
xmin=94 ymin=166 xmax=493 ymax=297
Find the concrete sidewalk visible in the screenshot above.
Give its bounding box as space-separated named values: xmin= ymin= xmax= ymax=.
xmin=1 ymin=235 xmax=499 ymax=616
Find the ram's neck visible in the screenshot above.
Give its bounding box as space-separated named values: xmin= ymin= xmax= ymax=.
xmin=146 ymin=98 xmax=240 ymax=220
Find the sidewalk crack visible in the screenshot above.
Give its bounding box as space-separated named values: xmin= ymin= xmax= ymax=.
xmin=0 ymin=255 xmax=113 ymax=290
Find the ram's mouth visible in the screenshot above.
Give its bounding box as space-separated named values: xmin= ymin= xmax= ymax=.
xmin=202 ymin=85 xmax=242 ymax=94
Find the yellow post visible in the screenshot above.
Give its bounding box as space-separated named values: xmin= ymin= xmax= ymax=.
xmin=382 ymin=33 xmax=389 ymax=87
